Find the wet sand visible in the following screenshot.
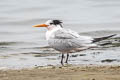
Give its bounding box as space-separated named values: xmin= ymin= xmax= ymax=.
xmin=0 ymin=65 xmax=120 ymax=80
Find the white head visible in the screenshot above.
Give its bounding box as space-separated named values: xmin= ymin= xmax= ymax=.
xmin=33 ymin=20 xmax=63 ymax=30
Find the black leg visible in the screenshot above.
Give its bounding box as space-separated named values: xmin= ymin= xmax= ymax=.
xmin=65 ymin=53 xmax=69 ymax=64
xmin=61 ymin=53 xmax=64 ymax=66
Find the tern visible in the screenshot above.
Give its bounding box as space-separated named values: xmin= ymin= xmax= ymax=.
xmin=33 ymin=20 xmax=116 ymax=65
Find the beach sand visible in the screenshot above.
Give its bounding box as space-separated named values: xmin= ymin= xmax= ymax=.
xmin=0 ymin=65 xmax=120 ymax=80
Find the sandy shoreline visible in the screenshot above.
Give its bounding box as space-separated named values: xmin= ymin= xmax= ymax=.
xmin=0 ymin=65 xmax=120 ymax=80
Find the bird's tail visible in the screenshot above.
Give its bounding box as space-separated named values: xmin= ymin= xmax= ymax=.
xmin=92 ymin=34 xmax=117 ymax=43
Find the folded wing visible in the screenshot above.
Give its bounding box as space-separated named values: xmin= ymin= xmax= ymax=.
xmin=48 ymin=29 xmax=96 ymax=52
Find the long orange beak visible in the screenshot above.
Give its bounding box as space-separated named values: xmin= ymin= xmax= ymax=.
xmin=32 ymin=24 xmax=48 ymax=27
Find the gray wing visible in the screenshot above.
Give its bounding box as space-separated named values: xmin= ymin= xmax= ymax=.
xmin=53 ymin=29 xmax=93 ymax=43
xmin=53 ymin=29 xmax=79 ymax=39
xmin=48 ymin=29 xmax=96 ymax=52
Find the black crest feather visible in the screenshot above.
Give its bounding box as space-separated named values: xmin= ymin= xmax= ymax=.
xmin=53 ymin=20 xmax=62 ymax=25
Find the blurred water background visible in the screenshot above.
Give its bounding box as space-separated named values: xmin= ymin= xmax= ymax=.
xmin=0 ymin=0 xmax=120 ymax=69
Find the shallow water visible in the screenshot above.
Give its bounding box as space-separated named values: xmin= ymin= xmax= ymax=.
xmin=0 ymin=0 xmax=120 ymax=69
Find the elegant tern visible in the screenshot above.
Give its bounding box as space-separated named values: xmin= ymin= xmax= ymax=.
xmin=33 ymin=20 xmax=116 ymax=65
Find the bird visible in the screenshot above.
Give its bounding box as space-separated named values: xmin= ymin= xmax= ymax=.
xmin=33 ymin=20 xmax=116 ymax=65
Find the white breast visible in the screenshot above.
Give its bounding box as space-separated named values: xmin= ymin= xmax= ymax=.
xmin=46 ymin=27 xmax=61 ymax=40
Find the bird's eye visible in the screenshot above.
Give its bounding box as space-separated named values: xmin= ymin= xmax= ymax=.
xmin=50 ymin=23 xmax=53 ymax=25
